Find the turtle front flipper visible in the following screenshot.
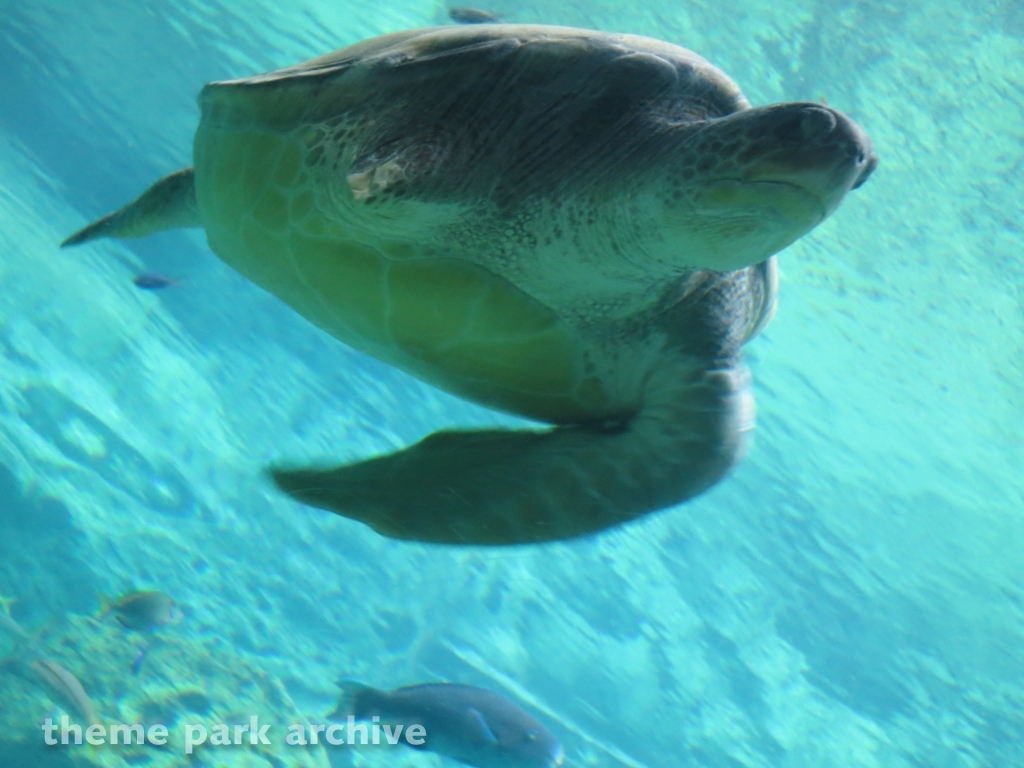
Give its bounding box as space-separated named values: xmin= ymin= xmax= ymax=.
xmin=271 ymin=362 xmax=754 ymax=545
xmin=61 ymin=167 xmax=199 ymax=247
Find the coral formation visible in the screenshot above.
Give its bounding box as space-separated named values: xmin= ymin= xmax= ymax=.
xmin=0 ymin=613 xmax=330 ymax=768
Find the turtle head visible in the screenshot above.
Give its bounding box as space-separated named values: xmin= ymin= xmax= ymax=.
xmin=655 ymin=102 xmax=877 ymax=272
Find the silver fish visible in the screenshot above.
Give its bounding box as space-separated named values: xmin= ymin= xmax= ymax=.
xmin=30 ymin=658 xmax=101 ymax=726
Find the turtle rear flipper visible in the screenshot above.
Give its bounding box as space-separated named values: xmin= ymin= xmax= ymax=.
xmin=61 ymin=167 xmax=199 ymax=247
xmin=271 ymin=363 xmax=753 ymax=545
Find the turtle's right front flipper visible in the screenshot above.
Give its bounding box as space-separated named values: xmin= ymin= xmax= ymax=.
xmin=61 ymin=167 xmax=199 ymax=247
xmin=271 ymin=361 xmax=755 ymax=545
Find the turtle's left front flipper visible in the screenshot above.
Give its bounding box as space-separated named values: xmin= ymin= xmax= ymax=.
xmin=61 ymin=167 xmax=199 ymax=247
xmin=271 ymin=362 xmax=755 ymax=545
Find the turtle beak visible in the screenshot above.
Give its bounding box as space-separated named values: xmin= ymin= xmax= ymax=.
xmin=737 ymin=103 xmax=877 ymax=216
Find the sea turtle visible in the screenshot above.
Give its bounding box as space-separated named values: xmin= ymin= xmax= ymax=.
xmin=62 ymin=25 xmax=876 ymax=546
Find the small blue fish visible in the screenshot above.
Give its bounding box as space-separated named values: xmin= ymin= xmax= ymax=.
xmin=130 ymin=647 xmax=148 ymax=676
xmin=328 ymin=680 xmax=563 ymax=768
xmin=132 ymin=273 xmax=180 ymax=290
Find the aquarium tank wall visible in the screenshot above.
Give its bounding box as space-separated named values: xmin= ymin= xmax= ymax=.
xmin=0 ymin=0 xmax=1022 ymax=767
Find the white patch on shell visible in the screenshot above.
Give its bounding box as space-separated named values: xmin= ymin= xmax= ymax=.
xmin=347 ymin=157 xmax=407 ymax=201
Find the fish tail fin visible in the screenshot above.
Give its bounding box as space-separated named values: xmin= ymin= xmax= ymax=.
xmin=327 ymin=679 xmax=377 ymax=721
xmin=61 ymin=167 xmax=199 ymax=247
xmin=95 ymin=593 xmax=114 ymax=620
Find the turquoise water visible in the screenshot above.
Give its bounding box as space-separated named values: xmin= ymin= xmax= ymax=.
xmin=1 ymin=1 xmax=1022 ymax=767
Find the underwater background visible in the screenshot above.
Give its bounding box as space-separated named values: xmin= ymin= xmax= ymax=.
xmin=1 ymin=0 xmax=1022 ymax=767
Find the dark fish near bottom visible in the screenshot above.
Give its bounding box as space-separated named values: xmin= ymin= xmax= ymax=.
xmin=448 ymin=7 xmax=501 ymax=24
xmin=328 ymin=680 xmax=563 ymax=768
